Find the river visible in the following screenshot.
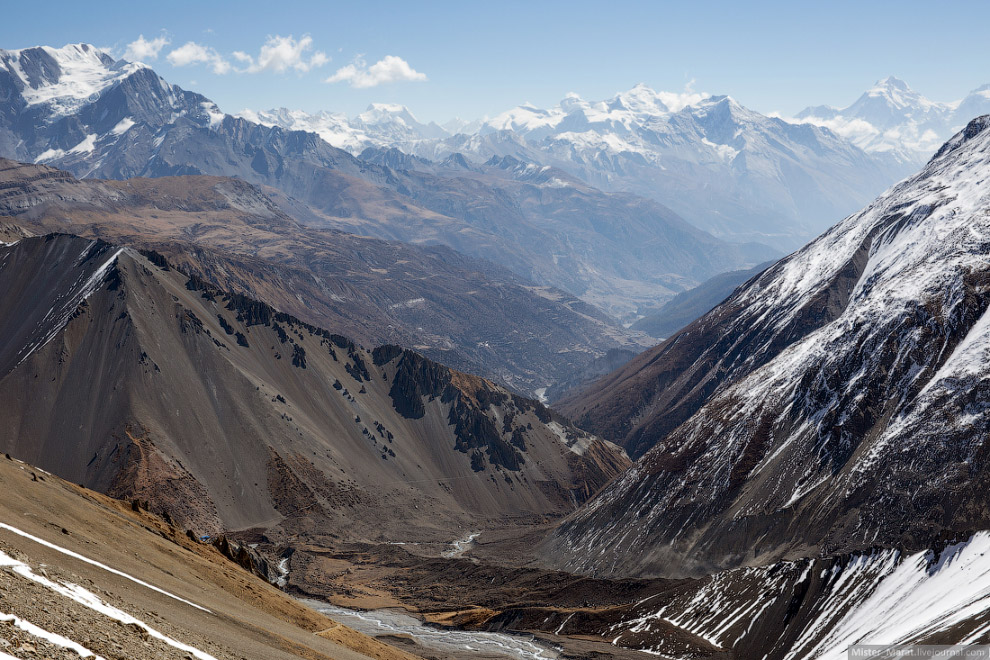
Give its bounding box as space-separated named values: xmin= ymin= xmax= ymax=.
xmin=303 ymin=600 xmax=559 ymax=660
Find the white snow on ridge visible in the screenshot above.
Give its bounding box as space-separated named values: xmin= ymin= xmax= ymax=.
xmin=554 ymin=119 xmax=990 ymax=580
xmin=0 ymin=43 xmax=148 ymax=120
xmin=0 ymin=521 xmax=210 ymax=613
xmin=790 ymin=532 xmax=990 ymax=659
xmin=13 ymin=245 xmax=125 ymax=368
xmin=735 ymin=115 xmax=990 ymax=382
xmin=0 ymin=610 xmax=104 ymax=658
xmin=0 ymin=547 xmax=217 ymax=660
xmin=700 ymin=117 xmax=990 ymax=486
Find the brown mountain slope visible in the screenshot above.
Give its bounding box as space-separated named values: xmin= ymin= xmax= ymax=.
xmin=0 ymin=234 xmax=629 ymax=548
xmin=0 ymin=157 xmax=650 ymax=395
xmin=0 ymin=453 xmax=418 ymax=660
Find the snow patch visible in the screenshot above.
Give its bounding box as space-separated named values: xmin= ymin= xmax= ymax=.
xmin=0 ymin=610 xmax=102 ymax=658
xmin=0 ymin=521 xmax=210 ymax=613
xmin=0 ymin=548 xmax=217 ymax=660
xmin=441 ymin=532 xmax=479 ymax=559
xmin=110 ymin=117 xmax=135 ymax=135
xmin=387 ymin=297 xmax=426 ymax=310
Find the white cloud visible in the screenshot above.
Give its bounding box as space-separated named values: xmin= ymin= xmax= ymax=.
xmin=796 ymin=115 xmax=880 ymax=142
xmin=325 ymin=55 xmax=427 ymax=88
xmin=166 ymin=35 xmax=327 ymax=76
xmin=166 ymin=41 xmax=231 ymax=75
xmin=656 ymin=79 xmax=708 ymax=113
xmin=123 ymin=34 xmax=170 ymax=62
xmin=234 ymin=35 xmax=328 ymax=74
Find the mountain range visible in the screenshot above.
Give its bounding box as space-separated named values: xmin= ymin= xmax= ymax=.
xmin=0 ymin=43 xmax=775 ymax=324
xmin=249 ymin=84 xmax=929 ymax=250
xmin=250 ymin=78 xmax=990 ymax=253
xmin=5 ymin=38 xmax=990 ymax=660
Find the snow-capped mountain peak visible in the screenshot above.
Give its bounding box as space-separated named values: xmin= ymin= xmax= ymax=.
xmin=356 ymin=101 xmax=417 ymax=125
xmin=607 ymin=83 xmax=671 ymax=115
xmin=846 ymin=76 xmax=945 ymax=125
xmin=0 ymin=42 xmax=230 ymax=175
xmin=0 ymin=43 xmax=149 ymax=120
xmin=352 ymin=102 xmax=447 ymax=139
xmin=796 ymin=77 xmax=990 ymax=164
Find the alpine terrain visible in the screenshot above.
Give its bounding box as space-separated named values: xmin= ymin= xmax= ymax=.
xmin=255 ymin=85 xmax=912 ymax=249
xmin=496 ymin=115 xmax=990 ymax=657
xmin=0 ymin=157 xmax=651 ymax=396
xmin=553 ymin=115 xmax=990 ymax=576
xmin=0 ymin=232 xmax=628 ymax=545
xmin=0 ymin=43 xmax=775 ymax=322
xmin=4 ymin=22 xmax=990 ymax=660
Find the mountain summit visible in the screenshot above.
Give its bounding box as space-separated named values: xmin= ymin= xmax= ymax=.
xmin=797 ymin=77 xmax=990 ymax=164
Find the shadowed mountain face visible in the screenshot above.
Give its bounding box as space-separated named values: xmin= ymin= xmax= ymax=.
xmin=0 ymin=157 xmax=652 ymax=396
xmin=548 ymin=117 xmax=990 ymax=579
xmin=0 ymin=233 xmax=629 ymax=545
xmin=0 ymin=44 xmax=775 ymax=322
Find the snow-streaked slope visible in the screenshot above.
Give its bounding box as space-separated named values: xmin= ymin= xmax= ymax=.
xmin=0 ymin=546 xmax=217 ymax=660
xmin=546 ymin=115 xmax=990 ymax=579
xmin=0 ymin=522 xmax=209 ymax=612
xmin=0 ymin=237 xmax=126 ymax=376
xmin=596 ymin=531 xmax=990 ymax=659
xmin=797 ymin=77 xmax=990 ymax=165
xmin=0 ymin=43 xmax=224 ymax=177
xmin=0 ymin=43 xmax=146 ymax=119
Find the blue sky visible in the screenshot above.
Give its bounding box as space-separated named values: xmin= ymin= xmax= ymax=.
xmin=3 ymin=0 xmax=989 ymax=122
